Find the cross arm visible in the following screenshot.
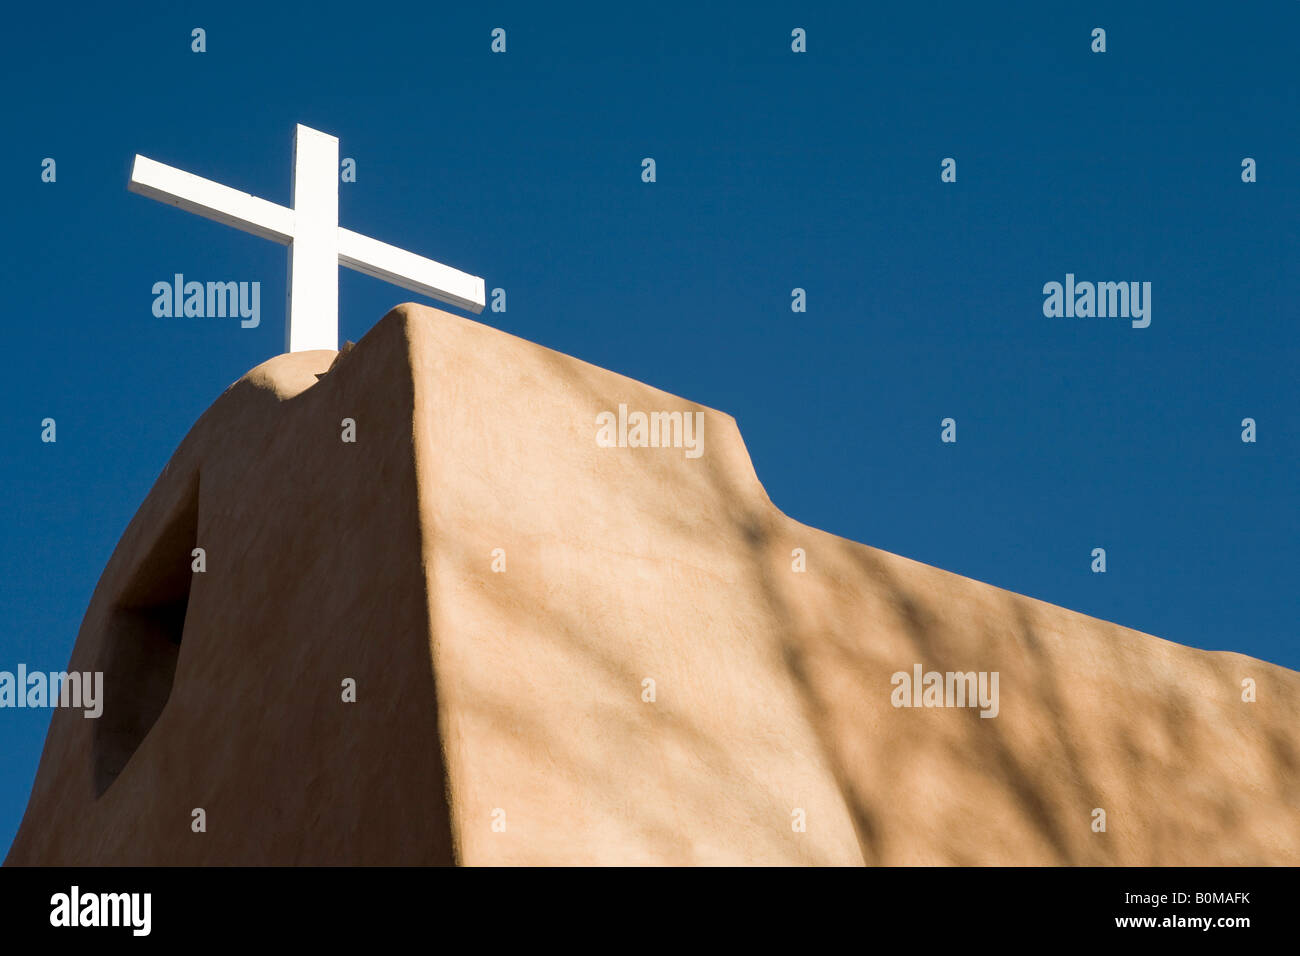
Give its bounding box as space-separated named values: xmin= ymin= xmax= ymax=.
xmin=128 ymin=155 xmax=296 ymax=245
xmin=338 ymin=229 xmax=486 ymax=314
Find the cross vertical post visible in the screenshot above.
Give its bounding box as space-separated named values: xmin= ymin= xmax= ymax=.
xmin=286 ymin=125 xmax=339 ymax=352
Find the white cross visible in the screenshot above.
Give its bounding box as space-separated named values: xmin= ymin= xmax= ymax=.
xmin=128 ymin=123 xmax=485 ymax=352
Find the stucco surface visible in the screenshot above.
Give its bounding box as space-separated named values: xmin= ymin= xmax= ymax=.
xmin=8 ymin=304 xmax=1298 ymax=865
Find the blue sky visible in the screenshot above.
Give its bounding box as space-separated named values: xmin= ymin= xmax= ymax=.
xmin=1 ymin=2 xmax=1296 ymax=858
